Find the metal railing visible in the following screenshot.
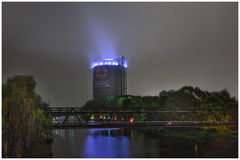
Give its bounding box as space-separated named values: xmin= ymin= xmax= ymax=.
xmin=43 ymin=107 xmax=236 ymax=128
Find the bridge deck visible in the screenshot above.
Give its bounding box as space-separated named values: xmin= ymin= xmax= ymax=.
xmin=45 ymin=107 xmax=237 ymax=129
xmin=52 ymin=121 xmax=237 ymax=129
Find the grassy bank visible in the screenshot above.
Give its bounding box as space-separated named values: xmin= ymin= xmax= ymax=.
xmin=140 ymin=126 xmax=237 ymax=156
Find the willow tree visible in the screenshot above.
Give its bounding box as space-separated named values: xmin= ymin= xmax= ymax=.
xmin=2 ymin=75 xmax=52 ymax=157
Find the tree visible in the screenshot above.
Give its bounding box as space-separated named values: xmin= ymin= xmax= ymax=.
xmin=2 ymin=75 xmax=52 ymax=157
xmin=158 ymin=86 xmax=237 ymax=121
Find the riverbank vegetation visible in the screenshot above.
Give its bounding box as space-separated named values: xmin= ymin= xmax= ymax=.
xmin=83 ymin=86 xmax=237 ymax=122
xmin=140 ymin=126 xmax=237 ymax=157
xmin=2 ymin=76 xmax=52 ymax=157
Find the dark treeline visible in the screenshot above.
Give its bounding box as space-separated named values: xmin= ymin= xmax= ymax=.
xmin=83 ymin=86 xmax=238 ymax=121
xmin=2 ymin=76 xmax=52 ymax=157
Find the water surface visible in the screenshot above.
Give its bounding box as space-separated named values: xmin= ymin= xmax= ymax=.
xmin=52 ymin=128 xmax=234 ymax=158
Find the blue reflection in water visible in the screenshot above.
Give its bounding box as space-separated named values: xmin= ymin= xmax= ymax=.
xmin=81 ymin=128 xmax=129 ymax=158
xmin=89 ymin=128 xmax=120 ymax=132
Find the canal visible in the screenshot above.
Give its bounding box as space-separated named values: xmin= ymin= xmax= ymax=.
xmin=52 ymin=128 xmax=234 ymax=158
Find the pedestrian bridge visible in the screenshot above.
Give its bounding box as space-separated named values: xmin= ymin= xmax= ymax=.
xmin=44 ymin=107 xmax=236 ymax=128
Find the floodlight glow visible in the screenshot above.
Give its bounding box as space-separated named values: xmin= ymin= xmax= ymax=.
xmin=91 ymin=57 xmax=127 ymax=69
xmin=124 ymin=62 xmax=127 ymax=68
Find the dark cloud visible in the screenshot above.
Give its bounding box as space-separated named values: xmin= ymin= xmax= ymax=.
xmin=3 ymin=2 xmax=238 ymax=106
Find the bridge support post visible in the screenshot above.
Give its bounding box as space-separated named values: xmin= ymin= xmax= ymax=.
xmin=62 ymin=115 xmax=69 ymax=125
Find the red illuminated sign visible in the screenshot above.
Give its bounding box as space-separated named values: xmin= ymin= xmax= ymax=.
xmin=96 ymin=67 xmax=107 ymax=80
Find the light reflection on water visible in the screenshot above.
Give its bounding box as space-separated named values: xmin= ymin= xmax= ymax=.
xmin=53 ymin=128 xmax=130 ymax=158
xmin=82 ymin=129 xmax=129 ymax=158
xmin=52 ymin=128 xmax=234 ymax=158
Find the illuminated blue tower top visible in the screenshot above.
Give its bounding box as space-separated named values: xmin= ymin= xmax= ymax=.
xmin=91 ymin=56 xmax=127 ymax=68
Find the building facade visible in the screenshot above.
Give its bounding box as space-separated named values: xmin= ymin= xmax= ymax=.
xmin=92 ymin=56 xmax=127 ymax=99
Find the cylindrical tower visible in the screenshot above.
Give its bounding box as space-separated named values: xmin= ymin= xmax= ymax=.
xmin=91 ymin=56 xmax=127 ymax=99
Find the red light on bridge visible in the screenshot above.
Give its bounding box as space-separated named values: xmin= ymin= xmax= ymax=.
xmin=168 ymin=121 xmax=171 ymax=125
xmin=130 ymin=118 xmax=134 ymax=123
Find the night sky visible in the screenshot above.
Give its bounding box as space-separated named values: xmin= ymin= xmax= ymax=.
xmin=3 ymin=2 xmax=238 ymax=106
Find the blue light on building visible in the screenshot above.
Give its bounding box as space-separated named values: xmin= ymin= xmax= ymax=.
xmin=91 ymin=57 xmax=127 ymax=69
